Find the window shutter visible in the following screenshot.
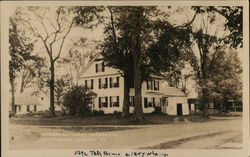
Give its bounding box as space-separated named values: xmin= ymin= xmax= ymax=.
xmin=105 ymin=97 xmax=108 ymax=107
xmin=144 ymin=97 xmax=148 ymax=108
xmin=105 ymin=78 xmax=108 ymax=88
xmin=110 ymin=77 xmax=112 ymax=88
xmin=96 ymin=64 xmax=98 ymax=73
xmin=158 ymin=81 xmax=160 ymax=90
xmin=99 ymin=79 xmax=101 ymax=89
xmin=153 ymin=97 xmax=155 ymax=107
xmin=110 ymin=96 xmax=112 ymax=107
xmin=147 ymin=81 xmax=149 ymax=90
xmin=85 ymin=80 xmax=87 ymax=88
xmin=102 ymin=62 xmax=105 ymax=72
xmin=117 ymin=96 xmax=119 ymax=107
xmin=99 ymin=97 xmax=101 ymax=108
xmin=117 ymin=77 xmax=119 ymax=87
xmin=91 ymin=79 xmax=94 ymax=89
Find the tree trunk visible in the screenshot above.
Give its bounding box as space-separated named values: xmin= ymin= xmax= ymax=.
xmin=122 ymin=73 xmax=130 ymax=118
xmin=134 ymin=62 xmax=143 ymax=122
xmin=202 ymin=88 xmax=209 ymax=117
xmin=49 ymin=61 xmax=56 ymax=117
xmin=20 ymin=80 xmax=24 ymax=93
xmin=10 ymin=80 xmax=16 ymax=114
xmin=133 ymin=52 xmax=143 ymax=122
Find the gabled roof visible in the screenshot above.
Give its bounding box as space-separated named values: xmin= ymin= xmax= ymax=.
xmin=163 ymin=87 xmax=186 ymax=97
xmin=11 ymin=93 xmax=43 ymax=106
xmin=78 ymin=53 xmax=101 ymax=78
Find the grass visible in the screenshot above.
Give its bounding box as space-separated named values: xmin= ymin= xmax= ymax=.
xmin=9 ymin=112 xmax=216 ymax=126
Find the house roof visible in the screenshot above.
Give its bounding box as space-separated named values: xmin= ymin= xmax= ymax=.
xmin=163 ymin=87 xmax=187 ymax=97
xmin=145 ymin=87 xmax=186 ymax=97
xmin=12 ymin=93 xmax=43 ymax=106
xmin=78 ymin=53 xmax=101 ymax=78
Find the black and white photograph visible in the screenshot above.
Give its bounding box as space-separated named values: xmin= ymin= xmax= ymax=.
xmin=1 ymin=1 xmax=249 ymax=157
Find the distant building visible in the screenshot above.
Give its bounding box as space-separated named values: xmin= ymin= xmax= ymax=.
xmin=78 ymin=54 xmax=190 ymax=116
xmin=10 ymin=92 xmax=62 ymax=115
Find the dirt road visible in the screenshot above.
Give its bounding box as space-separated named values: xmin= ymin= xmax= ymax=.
xmin=9 ymin=118 xmax=242 ymax=149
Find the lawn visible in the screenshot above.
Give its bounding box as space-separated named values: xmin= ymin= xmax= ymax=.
xmin=9 ymin=113 xmax=216 ymax=126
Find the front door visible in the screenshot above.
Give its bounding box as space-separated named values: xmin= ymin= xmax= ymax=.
xmin=177 ymin=103 xmax=183 ymax=116
xmin=161 ymin=97 xmax=167 ymax=113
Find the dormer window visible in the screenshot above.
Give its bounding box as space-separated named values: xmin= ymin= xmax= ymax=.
xmin=96 ymin=62 xmax=105 ymax=73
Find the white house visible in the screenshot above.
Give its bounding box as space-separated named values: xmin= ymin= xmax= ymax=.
xmin=79 ymin=54 xmax=189 ymax=116
xmin=10 ymin=92 xmax=62 ymax=115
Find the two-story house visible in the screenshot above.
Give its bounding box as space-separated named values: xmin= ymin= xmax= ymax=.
xmin=79 ymin=54 xmax=190 ymax=116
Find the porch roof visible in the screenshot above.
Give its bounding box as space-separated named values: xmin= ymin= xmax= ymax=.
xmin=146 ymin=87 xmax=187 ymax=97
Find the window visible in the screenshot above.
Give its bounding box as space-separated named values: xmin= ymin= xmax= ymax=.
xmin=99 ymin=97 xmax=108 ymax=108
xmin=85 ymin=79 xmax=94 ymax=89
xmin=147 ymin=80 xmax=160 ymax=91
xmin=144 ymin=97 xmax=148 ymax=108
xmin=27 ymin=105 xmax=30 ymax=112
xmin=154 ymin=81 xmax=160 ymax=91
xmin=110 ymin=77 xmax=119 ymax=88
xmin=155 ymin=98 xmax=161 ymax=107
xmin=95 ymin=62 xmax=105 ymax=73
xmin=147 ymin=80 xmax=153 ymax=90
xmin=99 ymin=78 xmax=108 ymax=89
xmin=34 ymin=105 xmax=37 ymax=112
xmin=144 ymin=97 xmax=155 ymax=108
xmin=110 ymin=96 xmax=120 ymax=107
xmin=18 ymin=106 xmax=21 ymax=112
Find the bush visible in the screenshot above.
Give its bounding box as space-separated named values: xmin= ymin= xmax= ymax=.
xmin=113 ymin=111 xmax=122 ymax=116
xmin=62 ymin=85 xmax=97 ymax=117
xmin=152 ymin=106 xmax=162 ymax=114
xmin=92 ymin=110 xmax=105 ymax=116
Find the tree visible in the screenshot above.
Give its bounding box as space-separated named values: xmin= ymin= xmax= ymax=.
xmin=184 ymin=7 xmax=242 ymax=116
xmin=62 ymin=85 xmax=97 ymax=116
xmin=192 ymin=6 xmax=243 ymax=48
xmin=101 ymin=7 xmax=192 ymax=120
xmin=101 ymin=7 xmax=161 ymax=121
xmin=55 ymin=77 xmax=71 ymax=106
xmin=19 ymin=56 xmax=43 ymax=93
xmin=208 ymin=50 xmax=242 ymax=110
xmin=60 ymin=38 xmax=92 ymax=87
xmin=9 ymin=17 xmax=34 ymax=114
xmin=101 ymin=7 xmax=135 ymax=118
xmin=15 ymin=6 xmax=102 ymax=117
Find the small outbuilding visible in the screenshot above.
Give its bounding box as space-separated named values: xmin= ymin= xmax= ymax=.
xmin=161 ymin=87 xmax=189 ymax=116
xmin=13 ymin=93 xmax=43 ymax=115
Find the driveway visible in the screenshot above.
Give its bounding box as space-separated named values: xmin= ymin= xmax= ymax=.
xmin=9 ymin=117 xmax=242 ymax=149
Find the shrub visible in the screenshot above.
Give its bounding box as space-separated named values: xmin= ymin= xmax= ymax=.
xmin=152 ymin=106 xmax=162 ymax=114
xmin=92 ymin=110 xmax=105 ymax=116
xmin=113 ymin=111 xmax=122 ymax=116
xmin=62 ymin=85 xmax=97 ymax=117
